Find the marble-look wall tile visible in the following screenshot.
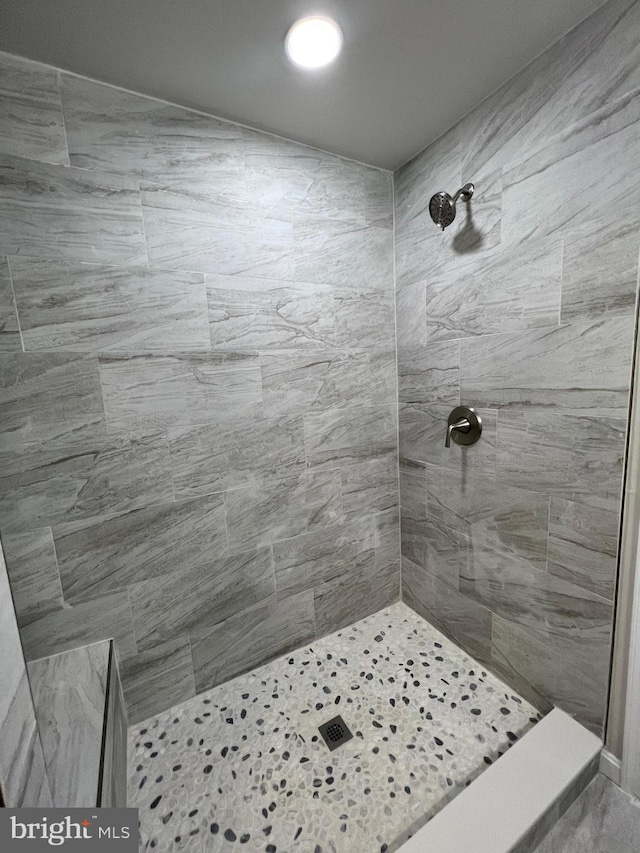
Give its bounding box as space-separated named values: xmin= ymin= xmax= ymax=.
xmin=462 ymin=0 xmax=640 ymax=178
xmin=168 ymin=414 xmax=305 ymax=498
xmin=340 ymin=453 xmax=398 ymax=522
xmin=2 ymin=528 xmax=64 ymax=625
xmin=207 ymin=274 xmax=335 ymax=350
xmin=0 ymin=433 xmax=173 ymax=533
xmin=398 ymin=340 xmax=460 ymax=407
xmin=0 ymin=154 xmax=146 ymax=265
xmin=0 ymin=53 xmax=68 ymax=166
xmin=273 ymin=519 xmax=375 ymax=598
xmin=54 ymin=494 xmax=228 ymax=602
xmin=364 ymin=167 xmax=393 ymax=229
xmin=0 ymin=351 xmax=106 ymax=451
xmin=491 ymin=615 xmax=610 ymax=733
xmin=396 ymin=280 xmax=426 ymax=348
xmin=293 ymin=216 xmax=393 ymax=292
xmin=242 ymin=128 xmax=366 ymax=223
xmin=313 ymin=557 xmax=398 ymax=637
xmin=28 ymin=642 xmax=109 ymax=807
xmin=334 ymin=289 xmax=396 ymax=351
xmin=458 ymin=540 xmax=612 ymax=638
xmin=304 ymin=405 xmax=397 ymax=469
xmin=402 ymin=556 xmax=492 ymax=665
xmin=98 ymin=350 xmax=263 ymax=434
xmin=501 ymin=87 xmax=640 ymax=246
xmin=224 ymin=469 xmax=342 ymax=553
xmin=191 ymin=591 xmax=315 ymax=693
xmin=548 ymin=498 xmax=619 ymax=601
xmin=496 ymin=411 xmax=626 ymax=512
xmin=399 ymin=404 xmax=497 ymax=477
xmin=399 ymin=456 xmax=427 ymax=520
xmin=141 ymin=181 xmax=295 ymax=280
xmin=425 ymin=465 xmax=549 ymax=569
xmin=61 ymin=74 xmax=244 ymax=190
xmin=0 ymin=540 xmax=51 ymax=807
xmin=423 ymin=235 xmax=562 ymax=342
xmin=400 ymin=515 xmax=462 ymax=587
xmin=0 ymin=256 xmax=21 ymax=352
xmin=119 ymin=637 xmax=196 ymax=725
xmin=20 ymin=590 xmax=137 ymax=662
xmin=11 ymin=257 xmax=209 ymax=352
xmin=130 ymin=547 xmax=275 ymax=651
xmin=561 ymin=217 xmax=640 ymax=322
xmin=460 ymin=317 xmax=635 ymax=418
xmin=261 ymin=348 xmax=372 ymax=416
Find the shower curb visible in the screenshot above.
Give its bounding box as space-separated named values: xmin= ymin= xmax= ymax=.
xmin=397 ymin=708 xmax=601 ymax=853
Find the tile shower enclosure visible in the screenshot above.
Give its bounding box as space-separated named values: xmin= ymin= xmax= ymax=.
xmin=1 ymin=0 xmax=639 ymax=735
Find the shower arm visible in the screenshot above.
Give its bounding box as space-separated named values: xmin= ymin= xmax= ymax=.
xmin=452 ymin=182 xmax=475 ymax=204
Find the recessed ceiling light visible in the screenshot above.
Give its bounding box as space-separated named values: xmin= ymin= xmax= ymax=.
xmin=285 ymin=16 xmax=343 ymax=69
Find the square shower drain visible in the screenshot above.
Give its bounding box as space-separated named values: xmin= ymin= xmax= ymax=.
xmin=318 ymin=715 xmax=353 ymax=751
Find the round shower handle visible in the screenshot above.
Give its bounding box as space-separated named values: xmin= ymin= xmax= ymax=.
xmin=445 ymin=406 xmax=482 ymax=448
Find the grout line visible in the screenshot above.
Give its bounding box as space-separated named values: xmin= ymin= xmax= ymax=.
xmin=55 ymin=69 xmax=71 ymax=168
xmin=5 ymin=256 xmax=27 ymax=352
xmin=558 ymin=231 xmax=565 ymax=326
xmin=391 ymin=170 xmax=403 ymax=602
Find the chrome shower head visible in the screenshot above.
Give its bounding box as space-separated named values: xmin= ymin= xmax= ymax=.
xmin=428 ymin=182 xmax=474 ymax=231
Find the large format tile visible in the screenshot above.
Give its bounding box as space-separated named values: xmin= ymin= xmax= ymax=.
xmin=141 ymin=181 xmax=295 ymax=280
xmin=261 ymin=348 xmax=372 ymax=416
xmin=119 ymin=637 xmax=196 ymax=725
xmin=533 ymin=774 xmax=640 ymax=853
xmin=491 ymin=615 xmax=610 ymax=733
xmin=460 ymin=317 xmax=635 ymax=418
xmin=395 ymin=280 xmax=426 ymax=349
xmin=399 ymin=456 xmax=427 ymax=520
xmin=273 ymin=519 xmax=375 ymax=598
xmin=207 ymin=273 xmax=335 ymax=350
xmin=561 ymin=217 xmax=640 ymax=322
xmin=496 ymin=411 xmax=626 ymax=511
xmin=364 ymin=167 xmax=393 ymax=229
xmin=54 ymin=494 xmax=228 ymax=602
xmin=422 ymin=235 xmax=562 ymax=341
xmin=129 ymin=547 xmax=275 ymax=651
xmin=304 ymin=405 xmax=397 ymax=469
xmin=20 ymin=590 xmax=137 ymax=662
xmin=242 ymin=127 xmax=367 ymax=223
xmin=462 ymin=0 xmax=640 ymax=177
xmin=0 ymin=53 xmax=68 ymax=165
xmin=425 ymin=465 xmax=550 ymax=569
xmin=402 ymin=556 xmax=492 ymax=665
xmin=398 ymin=340 xmax=460 ymax=407
xmin=399 ymin=404 xmax=497 ymax=478
xmin=224 ymin=469 xmax=342 ymax=553
xmin=313 ymin=557 xmax=398 ymax=636
xmin=11 ymin=257 xmax=209 ymax=352
xmin=28 ymin=641 xmax=109 ymax=807
xmin=400 ymin=514 xmax=462 ymax=587
xmin=2 ymin=528 xmax=64 ymax=625
xmin=501 ymin=87 xmax=640 ymax=246
xmin=0 ymin=154 xmax=146 ymax=264
xmin=293 ymin=216 xmax=393 ymax=291
xmin=334 ymin=288 xmax=396 ymax=351
xmin=191 ymin=590 xmax=315 ymax=693
xmin=458 ymin=540 xmax=612 ymax=638
xmin=61 ymin=74 xmax=244 ymax=190
xmin=98 ymin=350 xmax=263 ymax=434
xmin=0 ymin=433 xmax=173 ymax=532
xmin=168 ymin=414 xmax=305 ymax=498
xmin=0 ymin=352 xmax=106 ymax=451
xmin=339 ymin=453 xmax=398 ymax=522
xmin=0 ymin=256 xmax=21 ymax=351
xmin=548 ymin=498 xmax=619 ymax=601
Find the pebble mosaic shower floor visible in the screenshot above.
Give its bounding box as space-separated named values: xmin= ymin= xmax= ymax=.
xmin=129 ymin=602 xmax=542 ymax=852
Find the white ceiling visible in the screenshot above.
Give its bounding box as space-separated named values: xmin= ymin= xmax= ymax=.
xmin=0 ymin=0 xmax=606 ymax=170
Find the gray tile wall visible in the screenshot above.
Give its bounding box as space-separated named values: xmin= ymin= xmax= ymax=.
xmin=0 ymin=52 xmax=399 ymax=724
xmin=395 ymin=0 xmax=640 ymax=734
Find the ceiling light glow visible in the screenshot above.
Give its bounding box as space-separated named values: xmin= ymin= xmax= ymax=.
xmin=285 ymin=16 xmax=343 ymax=69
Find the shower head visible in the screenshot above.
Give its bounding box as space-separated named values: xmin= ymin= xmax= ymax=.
xmin=428 ymin=182 xmax=474 ymax=231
